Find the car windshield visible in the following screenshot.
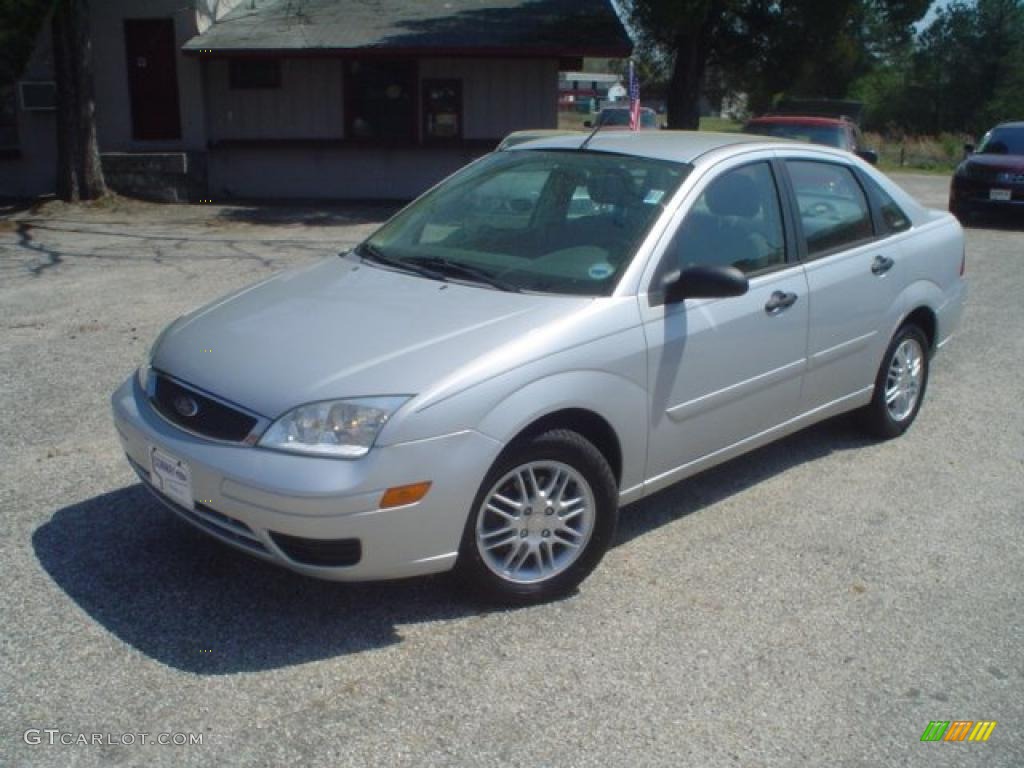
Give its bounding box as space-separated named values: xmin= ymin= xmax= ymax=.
xmin=977 ymin=126 xmax=1024 ymax=155
xmin=745 ymin=122 xmax=845 ymax=148
xmin=362 ymin=150 xmax=689 ymax=296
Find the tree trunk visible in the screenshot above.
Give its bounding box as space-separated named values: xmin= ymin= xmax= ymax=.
xmin=666 ymin=32 xmax=706 ymax=129
xmin=665 ymin=5 xmax=722 ymax=131
xmin=73 ymin=0 xmax=106 ymax=198
xmin=51 ymin=2 xmax=80 ymax=201
xmin=51 ymin=0 xmax=107 ymax=202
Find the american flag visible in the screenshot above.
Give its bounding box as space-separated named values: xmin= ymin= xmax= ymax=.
xmin=628 ymin=60 xmax=640 ymax=131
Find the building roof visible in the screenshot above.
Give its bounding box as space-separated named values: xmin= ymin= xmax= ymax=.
xmin=183 ymin=0 xmax=632 ymax=57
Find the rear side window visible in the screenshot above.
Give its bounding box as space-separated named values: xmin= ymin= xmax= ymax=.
xmin=861 ymin=174 xmax=912 ymax=234
xmin=786 ymin=160 xmax=874 ymax=257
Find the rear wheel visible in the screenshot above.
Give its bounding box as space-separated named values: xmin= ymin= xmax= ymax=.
xmin=859 ymin=324 xmax=930 ymax=439
xmin=456 ymin=429 xmax=618 ymax=604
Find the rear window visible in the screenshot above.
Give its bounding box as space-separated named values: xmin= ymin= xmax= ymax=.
xmin=745 ymin=121 xmax=846 ymax=149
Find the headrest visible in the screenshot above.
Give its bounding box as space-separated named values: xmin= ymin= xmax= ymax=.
xmin=705 ymin=173 xmax=761 ymax=218
xmin=587 ymin=170 xmax=634 ymax=206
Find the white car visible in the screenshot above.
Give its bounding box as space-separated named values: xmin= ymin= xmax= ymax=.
xmin=113 ymin=131 xmax=966 ymax=603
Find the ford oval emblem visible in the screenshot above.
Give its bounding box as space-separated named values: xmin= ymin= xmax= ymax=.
xmin=173 ymin=394 xmax=199 ymax=418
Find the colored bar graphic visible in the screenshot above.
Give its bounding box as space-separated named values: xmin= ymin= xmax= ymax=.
xmin=968 ymin=721 xmax=997 ymax=742
xmin=944 ymin=721 xmax=973 ymax=741
xmin=921 ymin=720 xmax=997 ymax=743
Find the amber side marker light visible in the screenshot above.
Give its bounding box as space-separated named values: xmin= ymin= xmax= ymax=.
xmin=380 ymin=482 xmax=432 ymax=509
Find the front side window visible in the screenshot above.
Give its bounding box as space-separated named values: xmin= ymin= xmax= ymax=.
xmin=658 ymin=161 xmax=787 ymax=281
xmin=786 ymin=160 xmax=874 ymax=257
xmin=346 ymin=60 xmax=415 ymax=142
xmin=364 ymin=150 xmax=689 ymax=295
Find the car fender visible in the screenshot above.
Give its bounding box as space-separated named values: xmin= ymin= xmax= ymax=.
xmin=474 ymin=369 xmax=650 ymax=501
xmin=882 ymin=278 xmax=947 ymax=360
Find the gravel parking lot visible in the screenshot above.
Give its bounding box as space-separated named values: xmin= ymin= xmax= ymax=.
xmin=1 ymin=175 xmax=1021 ymax=767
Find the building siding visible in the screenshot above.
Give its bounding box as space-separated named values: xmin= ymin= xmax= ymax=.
xmin=206 ymin=59 xmax=344 ymax=141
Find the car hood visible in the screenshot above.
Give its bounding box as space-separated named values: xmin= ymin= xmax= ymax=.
xmin=151 ymin=257 xmax=591 ymax=418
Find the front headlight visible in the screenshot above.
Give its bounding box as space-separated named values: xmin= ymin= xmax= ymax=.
xmin=258 ymin=396 xmax=410 ymax=458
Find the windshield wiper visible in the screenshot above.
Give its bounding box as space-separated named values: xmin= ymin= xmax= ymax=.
xmin=405 ymin=256 xmax=522 ymax=293
xmin=354 ymin=243 xmax=448 ymax=283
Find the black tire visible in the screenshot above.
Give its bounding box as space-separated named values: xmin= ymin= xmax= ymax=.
xmin=859 ymin=324 xmax=930 ymax=439
xmin=455 ymin=429 xmax=618 ymax=605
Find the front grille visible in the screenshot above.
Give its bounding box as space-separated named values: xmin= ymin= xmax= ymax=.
xmin=269 ymin=532 xmax=362 ymax=567
xmin=153 ymin=374 xmax=257 ymax=442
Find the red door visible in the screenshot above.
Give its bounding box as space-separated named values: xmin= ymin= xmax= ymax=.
xmin=124 ymin=19 xmax=181 ymax=141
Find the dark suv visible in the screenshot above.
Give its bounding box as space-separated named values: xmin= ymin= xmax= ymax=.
xmin=743 ymin=115 xmax=878 ymax=164
xmin=949 ymin=121 xmax=1024 ymax=223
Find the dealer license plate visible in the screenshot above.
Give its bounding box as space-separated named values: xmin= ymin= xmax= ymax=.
xmin=150 ymin=446 xmax=194 ymax=510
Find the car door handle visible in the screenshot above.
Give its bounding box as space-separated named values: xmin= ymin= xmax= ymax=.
xmin=871 ymin=255 xmax=895 ymax=275
xmin=764 ymin=291 xmax=798 ymax=314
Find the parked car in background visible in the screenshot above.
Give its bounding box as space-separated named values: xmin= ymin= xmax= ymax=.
xmin=743 ymin=115 xmax=878 ymax=165
xmin=113 ymin=131 xmax=965 ymax=604
xmin=949 ymin=121 xmax=1024 ymax=223
xmin=584 ymin=106 xmax=659 ymax=130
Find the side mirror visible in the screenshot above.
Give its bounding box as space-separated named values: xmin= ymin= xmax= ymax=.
xmin=963 ymin=143 xmax=975 ymax=154
xmin=661 ymin=265 xmax=749 ymax=304
xmin=583 ymin=121 xmax=592 ymax=128
xmin=856 ymin=149 xmax=879 ymax=166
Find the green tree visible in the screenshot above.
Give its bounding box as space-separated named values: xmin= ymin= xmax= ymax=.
xmin=626 ymin=0 xmax=930 ymax=128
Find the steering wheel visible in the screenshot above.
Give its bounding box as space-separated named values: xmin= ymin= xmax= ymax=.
xmin=803 ymin=200 xmax=838 ymax=218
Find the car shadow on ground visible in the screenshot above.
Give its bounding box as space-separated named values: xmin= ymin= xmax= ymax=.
xmin=34 ymin=414 xmax=873 ymax=676
xmin=615 ymin=414 xmax=873 ymax=545
xmin=214 ymin=201 xmax=402 ymax=228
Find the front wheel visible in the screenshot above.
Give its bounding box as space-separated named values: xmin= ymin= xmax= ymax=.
xmin=859 ymin=324 xmax=930 ymax=439
xmin=456 ymin=429 xmax=618 ymax=604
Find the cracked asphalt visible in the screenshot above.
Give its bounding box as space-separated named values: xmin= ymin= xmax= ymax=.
xmin=1 ymin=177 xmax=1022 ymax=767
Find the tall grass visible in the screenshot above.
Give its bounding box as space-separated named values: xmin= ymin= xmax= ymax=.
xmin=865 ymin=132 xmax=971 ymax=173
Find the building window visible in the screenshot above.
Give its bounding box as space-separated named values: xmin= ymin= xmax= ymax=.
xmin=422 ymin=79 xmax=462 ymax=142
xmin=229 ymin=60 xmax=281 ymax=90
xmin=18 ymin=82 xmax=56 ymax=111
xmin=0 ymin=84 xmax=17 ymax=150
xmin=345 ymin=60 xmax=415 ymax=142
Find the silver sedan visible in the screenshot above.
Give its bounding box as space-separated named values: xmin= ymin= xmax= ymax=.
xmin=112 ymin=131 xmax=966 ymax=603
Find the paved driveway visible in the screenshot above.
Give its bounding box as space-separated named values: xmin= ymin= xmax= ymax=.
xmin=1 ymin=180 xmax=1021 ymax=767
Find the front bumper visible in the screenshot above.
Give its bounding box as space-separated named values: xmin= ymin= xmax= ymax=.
xmin=111 ymin=375 xmax=502 ymax=581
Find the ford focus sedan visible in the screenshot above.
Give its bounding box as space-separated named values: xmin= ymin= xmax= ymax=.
xmin=112 ymin=132 xmax=966 ymax=603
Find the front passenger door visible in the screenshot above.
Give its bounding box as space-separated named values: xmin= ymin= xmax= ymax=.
xmin=640 ymin=159 xmax=810 ymax=491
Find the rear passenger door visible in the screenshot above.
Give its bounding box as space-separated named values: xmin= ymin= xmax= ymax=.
xmin=781 ymin=156 xmax=905 ymax=412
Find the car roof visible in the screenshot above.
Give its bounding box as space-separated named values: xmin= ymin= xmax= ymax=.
xmin=992 ymin=121 xmax=1024 ymax=130
xmin=503 ymin=130 xmax=779 ymax=164
xmin=747 ymin=115 xmax=848 ymax=127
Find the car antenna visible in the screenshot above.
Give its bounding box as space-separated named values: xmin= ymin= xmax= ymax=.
xmin=578 ymin=120 xmax=603 ymax=151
